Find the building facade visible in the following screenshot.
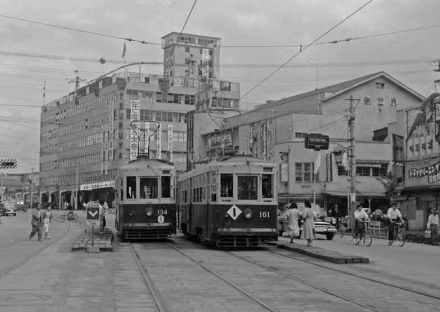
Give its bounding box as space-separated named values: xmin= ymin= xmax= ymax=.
xmin=393 ymin=93 xmax=440 ymax=230
xmin=39 ymin=33 xmax=239 ymax=209
xmin=201 ymin=72 xmax=424 ymax=214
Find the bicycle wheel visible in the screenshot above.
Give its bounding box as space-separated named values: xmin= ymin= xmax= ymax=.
xmin=363 ymin=230 xmax=372 ymax=247
xmin=396 ymin=229 xmax=405 ymax=247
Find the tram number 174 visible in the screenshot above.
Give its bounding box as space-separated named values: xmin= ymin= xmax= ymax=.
xmin=158 ymin=209 xmax=168 ymax=215
xmin=259 ymin=211 xmax=270 ymax=218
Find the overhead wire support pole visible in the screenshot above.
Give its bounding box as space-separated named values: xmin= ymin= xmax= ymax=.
xmin=346 ymin=95 xmax=360 ymax=234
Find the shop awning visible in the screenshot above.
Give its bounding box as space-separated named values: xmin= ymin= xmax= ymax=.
xmin=323 ymin=177 xmax=387 ymax=198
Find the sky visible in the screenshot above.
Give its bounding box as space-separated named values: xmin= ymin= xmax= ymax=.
xmin=1 ymin=0 xmax=440 ymax=173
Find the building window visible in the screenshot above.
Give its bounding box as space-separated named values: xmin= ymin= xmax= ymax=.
xmin=356 ymin=166 xmax=370 ymax=176
xmin=337 ymin=165 xmax=349 ymax=176
xmin=185 ymin=46 xmax=190 ymax=53
xmin=376 ymin=82 xmax=385 ymax=89
xmin=295 ymin=132 xmax=307 ymax=138
xmin=377 ymin=97 xmax=384 ymax=106
xmin=295 ymin=163 xmax=316 ymax=183
xmin=363 ymin=96 xmax=371 ymax=105
xmin=391 ymin=98 xmax=397 ymax=107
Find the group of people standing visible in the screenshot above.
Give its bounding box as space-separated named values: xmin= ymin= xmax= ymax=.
xmin=284 ymin=200 xmax=315 ymax=247
xmin=29 ymin=203 xmax=53 ymax=241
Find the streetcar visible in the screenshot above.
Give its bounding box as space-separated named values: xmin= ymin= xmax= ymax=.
xmin=178 ymin=155 xmax=278 ymax=247
xmin=115 ymin=156 xmax=177 ymax=240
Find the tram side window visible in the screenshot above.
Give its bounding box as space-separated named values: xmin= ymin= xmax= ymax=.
xmin=126 ymin=176 xmax=136 ymax=199
xmin=140 ymin=177 xmax=158 ymax=199
xmin=220 ymin=174 xmax=233 ymax=197
xmin=238 ymin=176 xmax=258 ymax=200
xmin=161 ymin=176 xmax=171 ymax=198
xmin=262 ymin=174 xmax=273 ymax=198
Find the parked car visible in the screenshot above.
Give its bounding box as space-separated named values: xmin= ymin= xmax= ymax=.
xmin=278 ymin=203 xmax=337 ymax=240
xmin=0 ymin=203 xmax=5 ymax=215
xmin=3 ymin=205 xmax=17 ymax=216
xmin=15 ymin=200 xmax=27 ymax=212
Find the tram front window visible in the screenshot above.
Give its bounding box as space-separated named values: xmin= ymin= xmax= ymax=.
xmin=126 ymin=176 xmax=137 ymax=199
xmin=238 ymin=176 xmax=258 ymax=200
xmin=220 ymin=174 xmax=233 ymax=197
xmin=140 ymin=177 xmax=158 ymax=199
xmin=262 ymin=174 xmax=273 ymax=198
xmin=161 ymin=176 xmax=171 ymax=198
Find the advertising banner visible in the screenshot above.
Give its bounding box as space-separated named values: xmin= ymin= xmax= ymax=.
xmin=130 ymin=100 xmax=140 ymax=161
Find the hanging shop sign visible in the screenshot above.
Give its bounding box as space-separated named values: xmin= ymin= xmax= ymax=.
xmin=407 ymin=158 xmax=440 ymax=186
xmin=80 ymin=180 xmax=115 ymax=191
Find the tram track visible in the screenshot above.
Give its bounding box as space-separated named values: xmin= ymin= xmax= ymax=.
xmin=227 ymin=250 xmax=380 ymax=312
xmin=264 ymin=247 xmax=440 ymax=301
xmin=165 ymin=242 xmax=280 ymax=312
xmin=129 ymin=243 xmax=169 ymax=312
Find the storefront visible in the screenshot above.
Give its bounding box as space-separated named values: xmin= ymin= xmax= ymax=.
xmin=399 ymin=157 xmax=440 ymax=230
xmin=79 ymin=180 xmax=116 ymax=209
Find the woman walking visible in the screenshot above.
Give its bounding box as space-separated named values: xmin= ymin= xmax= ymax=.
xmin=302 ymin=201 xmax=315 ymax=247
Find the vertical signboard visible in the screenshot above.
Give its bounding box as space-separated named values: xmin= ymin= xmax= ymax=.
xmin=325 ymin=153 xmax=333 ymax=182
xmin=130 ymin=100 xmax=140 ymax=161
xmin=168 ymin=124 xmax=174 ymax=162
xmin=156 ymin=123 xmax=162 ymax=159
xmin=143 ymin=122 xmax=151 ymax=155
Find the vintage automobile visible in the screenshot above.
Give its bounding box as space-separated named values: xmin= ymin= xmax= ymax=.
xmin=277 ymin=203 xmax=337 ymax=240
xmin=2 ymin=203 xmax=17 ymax=216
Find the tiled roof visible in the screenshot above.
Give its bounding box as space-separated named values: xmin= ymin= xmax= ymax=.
xmin=253 ymin=71 xmax=424 ymax=113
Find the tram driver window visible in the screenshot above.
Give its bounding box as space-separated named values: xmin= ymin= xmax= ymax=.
xmin=238 ymin=176 xmax=258 ymax=200
xmin=262 ymin=174 xmax=273 ymax=198
xmin=161 ymin=176 xmax=171 ymax=198
xmin=140 ymin=177 xmax=158 ymax=199
xmin=126 ymin=176 xmax=136 ymax=199
xmin=220 ymin=174 xmax=233 ymax=197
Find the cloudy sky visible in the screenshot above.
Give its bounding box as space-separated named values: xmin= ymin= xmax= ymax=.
xmin=1 ymin=0 xmax=440 ymax=173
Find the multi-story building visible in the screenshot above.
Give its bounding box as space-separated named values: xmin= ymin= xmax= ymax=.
xmin=200 ymin=72 xmax=424 ymax=214
xmin=39 ymin=32 xmax=239 ymax=209
xmin=392 ymin=92 xmax=440 ymax=230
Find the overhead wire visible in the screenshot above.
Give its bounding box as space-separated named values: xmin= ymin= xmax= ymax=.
xmin=0 ymin=14 xmax=159 ymax=46
xmin=240 ymin=0 xmax=376 ymax=99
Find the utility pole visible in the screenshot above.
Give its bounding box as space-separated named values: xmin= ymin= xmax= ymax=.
xmin=30 ymin=167 xmax=34 ymax=209
xmin=346 ymin=95 xmax=360 ymax=233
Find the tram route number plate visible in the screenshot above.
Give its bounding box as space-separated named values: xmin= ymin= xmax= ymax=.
xmin=227 ymin=205 xmax=242 ymax=220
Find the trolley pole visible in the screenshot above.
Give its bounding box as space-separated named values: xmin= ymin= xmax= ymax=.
xmin=30 ymin=167 xmax=34 ymax=209
xmin=346 ymin=95 xmax=359 ymax=234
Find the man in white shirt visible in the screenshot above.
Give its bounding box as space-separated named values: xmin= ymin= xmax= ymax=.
xmin=354 ymin=205 xmax=369 ymax=239
xmin=427 ymin=208 xmax=439 ymax=245
xmin=387 ymin=203 xmax=403 ymax=244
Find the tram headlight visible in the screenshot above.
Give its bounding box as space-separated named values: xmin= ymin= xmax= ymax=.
xmin=244 ymin=208 xmax=252 ymax=219
xmin=145 ymin=207 xmax=153 ymax=216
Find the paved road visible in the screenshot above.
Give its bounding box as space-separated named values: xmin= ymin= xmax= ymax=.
xmin=0 ymin=213 xmax=439 ymax=312
xmin=279 ymin=233 xmax=440 ymax=290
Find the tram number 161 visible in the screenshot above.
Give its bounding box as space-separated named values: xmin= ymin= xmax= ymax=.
xmin=259 ymin=211 xmax=270 ymax=218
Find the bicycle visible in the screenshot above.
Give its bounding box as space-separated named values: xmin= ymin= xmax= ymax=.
xmin=388 ymin=220 xmax=406 ymax=247
xmin=337 ymin=217 xmax=350 ymax=238
xmin=352 ymin=220 xmax=372 ymax=246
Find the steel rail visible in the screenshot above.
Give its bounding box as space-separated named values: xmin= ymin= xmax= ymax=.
xmin=129 ymin=243 xmax=169 ymax=312
xmin=227 ymin=251 xmax=380 ymax=312
xmin=166 ymin=242 xmax=279 ymax=312
xmin=265 ymin=247 xmax=440 ymax=301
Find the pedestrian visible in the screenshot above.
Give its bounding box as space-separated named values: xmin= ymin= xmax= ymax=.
xmin=42 ymin=204 xmax=53 ymax=239
xmin=302 ymin=200 xmax=315 ymax=247
xmin=354 ymin=205 xmax=369 ymax=240
xmin=29 ymin=203 xmax=43 ymax=241
xmin=98 ymin=200 xmax=107 ymax=232
xmin=287 ymin=202 xmax=300 ymax=243
xmin=387 ymin=202 xmax=402 ymax=245
xmin=427 ymin=208 xmax=439 ymax=245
